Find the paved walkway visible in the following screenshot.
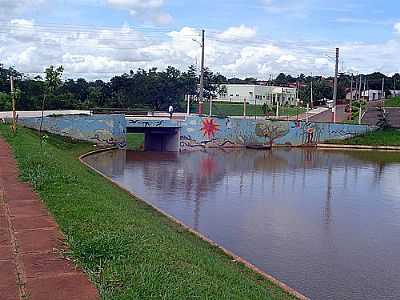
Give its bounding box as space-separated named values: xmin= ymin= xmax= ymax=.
xmin=287 ymin=105 xmax=348 ymax=123
xmin=0 ymin=137 xmax=98 ymax=300
xmin=362 ymin=100 xmax=400 ymax=128
xmin=0 ymin=110 xmax=92 ymax=119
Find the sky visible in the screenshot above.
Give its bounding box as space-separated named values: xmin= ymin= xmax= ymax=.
xmin=1 ymin=0 xmax=400 ymax=80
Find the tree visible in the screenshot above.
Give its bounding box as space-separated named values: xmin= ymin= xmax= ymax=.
xmin=376 ymin=105 xmax=390 ymax=129
xmin=202 ymin=68 xmax=227 ymax=99
xmin=299 ymin=80 xmax=332 ymax=104
xmin=274 ymin=73 xmax=288 ymax=85
xmin=255 ymin=121 xmax=289 ymax=147
xmin=39 ymin=65 xmax=64 ymax=136
xmin=181 ymin=65 xmax=197 ymax=95
xmin=0 ymin=92 xmax=11 ymax=111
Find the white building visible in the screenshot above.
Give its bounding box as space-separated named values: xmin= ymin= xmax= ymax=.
xmin=389 ymin=90 xmax=400 ymax=97
xmin=216 ymin=84 xmax=297 ymax=106
xmin=361 ymin=90 xmax=384 ymax=101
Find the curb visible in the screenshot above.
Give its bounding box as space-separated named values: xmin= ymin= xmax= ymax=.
xmin=79 ymin=148 xmax=310 ymax=300
xmin=317 ymin=143 xmax=400 ymax=151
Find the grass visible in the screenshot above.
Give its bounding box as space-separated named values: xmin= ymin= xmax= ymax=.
xmin=325 ymin=129 xmax=400 ymax=146
xmin=126 ymin=133 xmax=144 ymax=150
xmin=385 ymin=96 xmax=400 ymax=107
xmin=0 ymin=124 xmax=296 ymax=300
xmin=197 ymin=102 xmax=305 ymax=117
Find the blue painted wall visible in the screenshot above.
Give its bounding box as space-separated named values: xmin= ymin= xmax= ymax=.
xmin=126 ymin=118 xmax=182 ymax=128
xmin=180 ymin=116 xmax=370 ymax=150
xmin=18 ymin=114 xmax=127 ymax=147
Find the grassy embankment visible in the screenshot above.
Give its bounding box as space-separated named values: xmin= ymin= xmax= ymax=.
xmin=0 ymin=124 xmax=296 ymax=300
xmin=198 ymin=102 xmax=305 ymax=117
xmin=326 ymin=129 xmax=400 ymax=146
xmin=385 ymin=96 xmax=400 ymax=107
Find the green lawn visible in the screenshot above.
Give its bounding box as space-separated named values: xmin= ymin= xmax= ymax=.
xmin=197 ymin=102 xmax=305 ymax=117
xmin=126 ymin=133 xmax=144 ymax=150
xmin=0 ymin=125 xmax=296 ymax=300
xmin=326 ymin=129 xmax=400 ymax=146
xmin=385 ymin=96 xmax=400 ymax=107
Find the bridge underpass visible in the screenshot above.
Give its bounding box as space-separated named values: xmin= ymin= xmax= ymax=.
xmin=126 ymin=117 xmax=182 ymax=152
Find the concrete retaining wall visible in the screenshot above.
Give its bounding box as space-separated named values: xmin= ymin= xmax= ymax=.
xmin=180 ymin=116 xmax=370 ymax=151
xmin=18 ymin=114 xmax=127 ymax=147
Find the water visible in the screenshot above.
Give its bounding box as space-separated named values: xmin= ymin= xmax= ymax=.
xmin=83 ymin=148 xmax=400 ymax=300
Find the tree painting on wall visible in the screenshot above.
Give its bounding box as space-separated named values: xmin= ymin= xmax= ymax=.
xmin=255 ymin=121 xmax=289 ymax=147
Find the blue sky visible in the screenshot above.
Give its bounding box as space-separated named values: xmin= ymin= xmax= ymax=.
xmin=1 ymin=0 xmax=400 ymax=79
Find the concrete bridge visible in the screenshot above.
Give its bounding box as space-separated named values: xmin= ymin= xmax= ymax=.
xmin=2 ymin=110 xmax=371 ymax=152
xmin=126 ymin=116 xmax=183 ymax=152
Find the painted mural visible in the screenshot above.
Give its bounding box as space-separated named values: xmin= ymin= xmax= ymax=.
xmin=255 ymin=121 xmax=289 ymax=146
xmin=18 ymin=114 xmax=127 ymax=148
xmin=126 ymin=118 xmax=181 ymax=128
xmin=179 ymin=116 xmax=371 ymax=151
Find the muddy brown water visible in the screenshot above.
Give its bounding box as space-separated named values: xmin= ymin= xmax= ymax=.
xmin=83 ymin=148 xmax=400 ymax=300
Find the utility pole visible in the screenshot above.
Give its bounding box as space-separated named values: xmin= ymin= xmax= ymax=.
xmin=310 ymin=73 xmax=314 ymax=109
xmin=306 ymin=103 xmax=309 ymax=123
xmin=254 ymin=94 xmax=257 ymax=120
xmin=10 ymin=76 xmax=16 ymax=134
xmin=243 ymin=98 xmax=247 ymax=118
xmin=186 ymin=95 xmax=191 ymax=116
xmin=363 ymin=78 xmax=367 ymax=101
xmin=381 ymin=77 xmax=385 ymax=100
xmin=357 ymin=74 xmax=363 ymax=125
xmin=199 ymin=29 xmax=205 ymax=104
xmin=332 ymin=47 xmax=339 ymax=123
xmin=209 ymin=97 xmax=212 ymax=117
xmin=350 ymin=73 xmax=353 ymax=115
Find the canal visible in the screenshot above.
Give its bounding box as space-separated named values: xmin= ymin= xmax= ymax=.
xmin=83 ymin=148 xmax=400 ymax=300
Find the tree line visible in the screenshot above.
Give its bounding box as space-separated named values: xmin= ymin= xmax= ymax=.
xmin=0 ymin=64 xmax=226 ymax=112
xmin=1 ymin=62 xmax=399 ymax=112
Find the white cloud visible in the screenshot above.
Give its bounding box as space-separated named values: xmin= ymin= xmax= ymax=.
xmin=105 ymin=0 xmax=172 ymax=24
xmin=336 ymin=18 xmax=392 ymax=26
xmin=2 ymin=19 xmax=400 ymax=80
xmin=216 ymin=25 xmax=256 ymax=41
xmin=0 ymin=0 xmax=46 ymax=20
xmin=106 ymin=0 xmax=164 ymax=12
xmin=394 ymin=22 xmax=400 ymax=33
xmin=152 ymin=13 xmax=173 ymax=25
xmin=261 ymin=0 xmax=310 ymax=17
xmin=277 ymin=54 xmax=296 ymax=63
xmin=9 ymin=19 xmax=36 ymax=42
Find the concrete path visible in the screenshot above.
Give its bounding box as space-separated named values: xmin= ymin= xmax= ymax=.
xmin=362 ymin=100 xmax=400 ymax=128
xmin=287 ymin=105 xmax=348 ymax=123
xmin=0 ymin=137 xmax=98 ymax=300
xmin=0 ymin=110 xmax=92 ymax=119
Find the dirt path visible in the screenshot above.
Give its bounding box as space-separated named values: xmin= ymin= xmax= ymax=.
xmin=0 ymin=137 xmax=98 ymax=300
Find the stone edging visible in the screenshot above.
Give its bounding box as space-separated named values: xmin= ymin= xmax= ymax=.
xmin=79 ymin=148 xmax=310 ymax=300
xmin=317 ymin=143 xmax=400 ymax=151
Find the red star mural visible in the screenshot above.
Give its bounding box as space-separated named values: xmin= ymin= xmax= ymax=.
xmin=201 ymin=118 xmax=220 ymax=139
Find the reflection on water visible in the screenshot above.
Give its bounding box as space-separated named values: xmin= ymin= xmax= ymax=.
xmin=84 ymin=148 xmax=400 ymax=300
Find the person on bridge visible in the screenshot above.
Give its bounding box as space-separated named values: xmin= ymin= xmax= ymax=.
xmin=168 ymin=105 xmax=174 ymax=119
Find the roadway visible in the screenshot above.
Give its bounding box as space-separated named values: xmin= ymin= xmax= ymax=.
xmin=308 ymin=105 xmax=348 ymax=122
xmin=287 ymin=105 xmax=348 ymax=123
xmin=362 ymin=100 xmax=400 ymax=128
